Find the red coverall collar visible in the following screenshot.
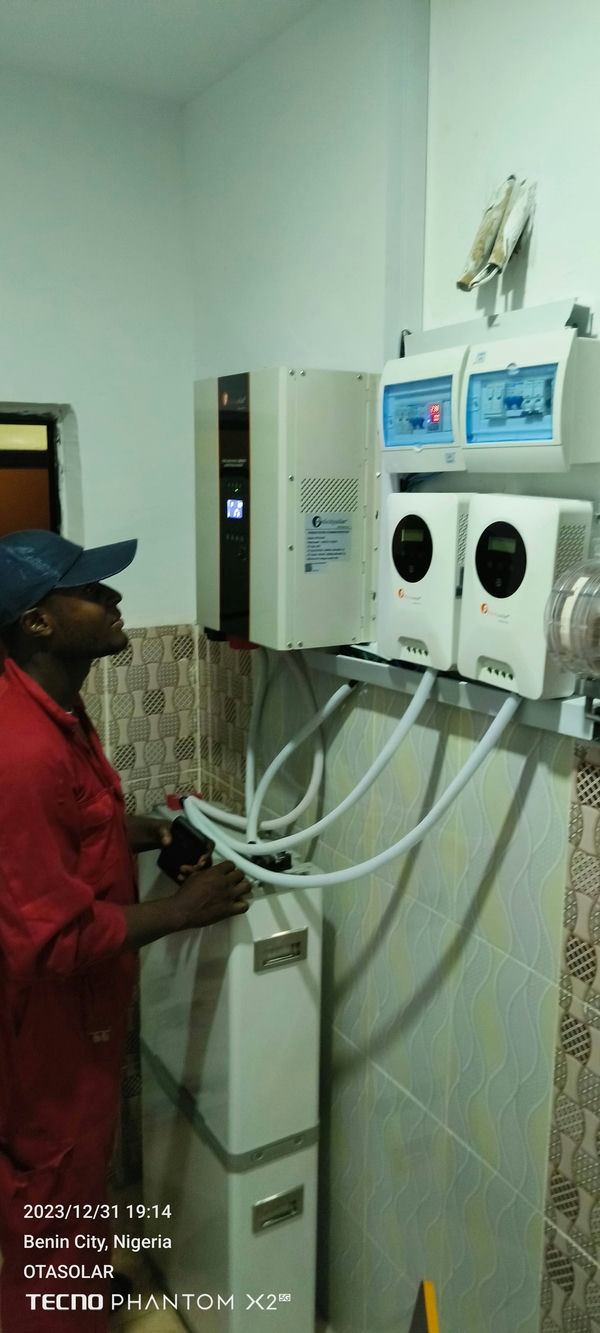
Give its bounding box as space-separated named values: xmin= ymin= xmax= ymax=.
xmin=3 ymin=657 xmax=88 ymax=734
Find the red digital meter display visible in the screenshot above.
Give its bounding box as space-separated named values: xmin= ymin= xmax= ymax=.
xmin=428 ymin=403 xmax=441 ymax=425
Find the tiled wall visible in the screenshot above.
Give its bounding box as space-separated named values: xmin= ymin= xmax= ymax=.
xmin=81 ymin=626 xmax=252 ymax=1188
xmin=542 ymin=745 xmax=600 ymax=1332
xmin=84 ymin=636 xmax=589 ymax=1330
xmin=258 ymin=667 xmax=574 ymax=1332
xmin=82 ymin=627 xmax=252 ymax=815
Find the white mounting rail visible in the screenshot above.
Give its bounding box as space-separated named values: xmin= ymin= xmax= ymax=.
xmin=304 ymin=649 xmax=599 ymax=743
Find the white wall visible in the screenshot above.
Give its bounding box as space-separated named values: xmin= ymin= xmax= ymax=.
xmin=423 ymin=0 xmax=600 ymax=505
xmin=425 ymin=0 xmax=600 ymax=331
xmin=184 ymin=0 xmax=429 ymax=378
xmin=0 ymin=69 xmax=194 ymax=625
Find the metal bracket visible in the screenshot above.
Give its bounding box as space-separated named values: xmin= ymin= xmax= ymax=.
xmin=305 ymin=648 xmax=600 ymax=743
xmin=582 ymin=686 xmax=600 ymax=741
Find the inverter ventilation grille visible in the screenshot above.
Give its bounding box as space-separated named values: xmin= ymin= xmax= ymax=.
xmin=457 ymin=511 xmax=469 ymax=567
xmin=300 ymin=477 xmax=359 ymax=514
xmin=553 ymin=524 xmax=589 ymax=582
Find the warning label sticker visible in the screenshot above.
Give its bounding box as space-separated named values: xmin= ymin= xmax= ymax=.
xmin=305 ymin=513 xmax=352 ymax=573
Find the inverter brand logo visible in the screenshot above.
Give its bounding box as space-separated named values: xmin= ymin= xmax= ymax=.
xmin=480 ymin=603 xmax=488 ymax=613
xmin=397 ymin=588 xmax=422 ymax=604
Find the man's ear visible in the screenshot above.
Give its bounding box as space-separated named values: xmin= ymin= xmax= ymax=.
xmin=20 ymin=606 xmax=53 ymax=640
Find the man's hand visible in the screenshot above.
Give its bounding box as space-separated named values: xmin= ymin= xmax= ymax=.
xmin=174 ymin=860 xmax=251 ymax=929
xmin=174 ymin=843 xmax=214 ymax=883
xmin=119 ymin=859 xmax=251 ymax=951
xmin=125 ymin=814 xmax=172 ymax=854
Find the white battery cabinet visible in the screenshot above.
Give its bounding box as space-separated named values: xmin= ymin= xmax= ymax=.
xmin=142 ymin=1059 xmax=318 ymax=1333
xmin=139 ymin=853 xmax=322 ymax=1331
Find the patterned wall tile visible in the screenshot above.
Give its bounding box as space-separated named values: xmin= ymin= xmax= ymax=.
xmin=326 ymin=1028 xmax=372 ymax=1224
xmin=201 ymin=770 xmax=246 ymax=815
xmin=451 ymin=722 xmax=572 ymax=982
xmin=322 ymin=1195 xmax=366 ymax=1333
xmin=200 ymin=638 xmax=254 ymax=803
xmin=547 ymin=990 xmax=600 ymax=1269
xmin=80 ymin=657 xmax=108 ymax=745
xmin=105 ymin=626 xmax=198 ymax=787
xmin=577 ymin=750 xmax=600 ymax=807
xmin=447 ymin=931 xmax=557 ymax=1209
xmin=364 ymin=1068 xmax=447 ymax=1295
xmin=362 ymin=1230 xmax=422 ymax=1332
xmin=567 ymin=847 xmax=600 ymax=948
xmin=322 ymin=688 xmax=460 ymax=901
xmin=259 ymin=660 xmax=571 ymax=1331
xmin=542 ymin=1224 xmax=600 ymax=1333
xmin=94 ymin=632 xmax=577 ymax=1333
xmin=543 ymin=744 xmax=600 ymax=1329
xmin=318 ymin=842 xmax=376 ymax=1052
xmin=441 ymin=1137 xmax=544 ymax=1333
xmin=365 ymin=886 xmax=460 ymax=1124
xmin=121 ymin=770 xmax=199 ymax=818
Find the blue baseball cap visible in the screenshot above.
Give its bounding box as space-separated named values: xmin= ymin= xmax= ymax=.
xmin=0 ymin=530 xmax=138 ymax=628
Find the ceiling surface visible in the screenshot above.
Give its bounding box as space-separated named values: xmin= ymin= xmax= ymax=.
xmin=0 ymin=0 xmax=323 ymax=103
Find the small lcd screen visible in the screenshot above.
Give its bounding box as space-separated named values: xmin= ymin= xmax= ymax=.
xmin=382 ymin=374 xmax=453 ymax=448
xmin=401 ymin=529 xmax=424 ymax=543
xmin=226 ymin=498 xmax=244 ymax=520
xmin=488 ymin=537 xmax=516 ymax=554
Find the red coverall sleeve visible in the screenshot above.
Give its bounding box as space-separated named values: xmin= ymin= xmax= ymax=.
xmin=0 ymin=749 xmax=127 ymax=985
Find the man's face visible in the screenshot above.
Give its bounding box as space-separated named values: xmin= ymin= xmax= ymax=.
xmin=40 ymin=581 xmax=128 ymax=659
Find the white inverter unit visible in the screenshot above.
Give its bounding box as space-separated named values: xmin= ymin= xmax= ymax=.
xmin=457 ymin=494 xmax=592 ymax=699
xmin=377 ymin=493 xmax=470 ymax=670
xmin=195 ymin=368 xmax=377 ymax=650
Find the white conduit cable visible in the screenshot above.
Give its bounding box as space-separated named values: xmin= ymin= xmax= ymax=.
xmin=250 ymin=653 xmax=326 ymax=838
xmin=194 ymin=652 xmax=326 ymax=836
xmin=244 ymin=645 xmax=270 ymax=818
xmin=188 ymin=663 xmax=431 ymax=840
xmin=258 ymin=751 xmax=325 ymax=833
xmin=183 ymin=691 xmax=520 ymax=889
xmin=189 ymin=651 xmax=304 ymax=832
xmin=209 ymin=666 xmax=436 ymax=857
xmin=245 ymin=654 xmax=350 ymax=843
xmin=245 ymin=678 xmax=355 ymax=843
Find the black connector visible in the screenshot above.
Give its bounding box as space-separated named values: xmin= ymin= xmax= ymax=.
xmin=157 ymin=817 xmax=213 ymax=883
xmin=249 ymin=850 xmax=293 ymax=872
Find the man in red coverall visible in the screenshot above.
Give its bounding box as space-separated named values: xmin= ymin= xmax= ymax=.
xmin=0 ymin=529 xmax=250 ymax=1332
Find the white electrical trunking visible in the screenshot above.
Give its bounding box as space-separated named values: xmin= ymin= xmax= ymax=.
xmin=139 ymin=853 xmax=322 ymax=1331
